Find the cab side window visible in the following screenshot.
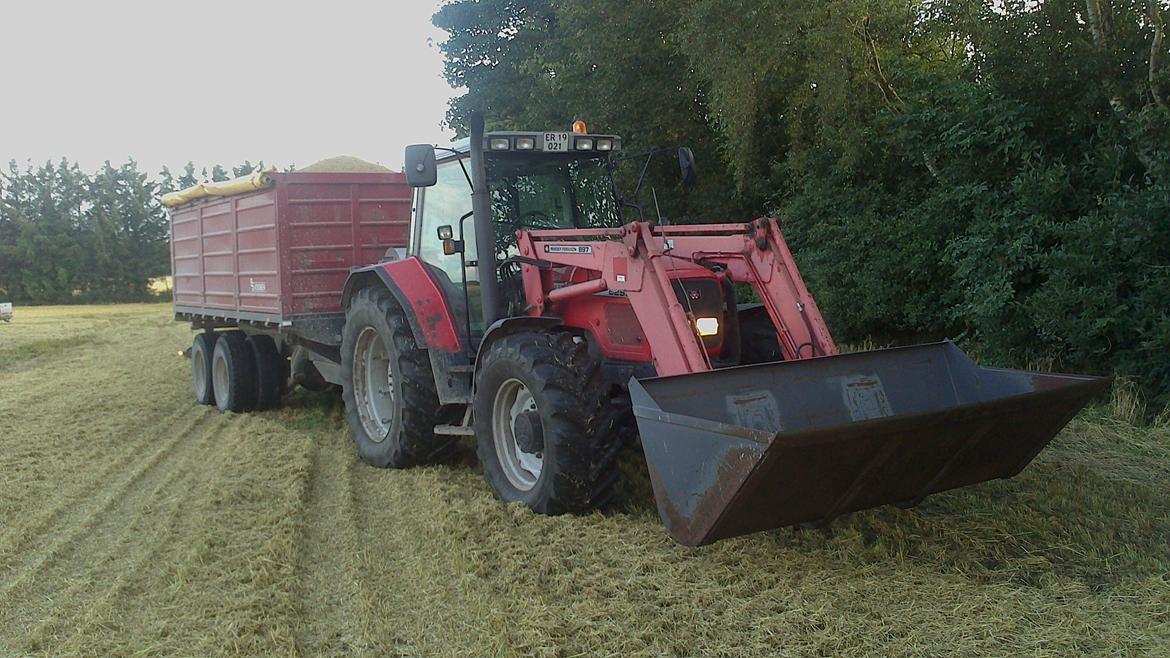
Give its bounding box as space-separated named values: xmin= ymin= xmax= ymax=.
xmin=416 ymin=159 xmax=476 ymax=287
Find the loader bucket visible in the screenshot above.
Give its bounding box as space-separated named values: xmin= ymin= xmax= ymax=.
xmin=629 ymin=341 xmax=1110 ymax=546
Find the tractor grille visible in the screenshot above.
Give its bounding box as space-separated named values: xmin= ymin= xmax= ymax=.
xmin=671 ymin=278 xmax=724 ymax=349
xmin=605 ymin=303 xmax=644 ymax=346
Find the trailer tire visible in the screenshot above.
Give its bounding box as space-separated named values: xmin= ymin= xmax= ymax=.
xmin=248 ymin=334 xmax=284 ymax=411
xmin=191 ymin=332 xmax=218 ymax=405
xmin=211 ymin=332 xmax=257 ymax=413
xmin=341 ymin=286 xmax=451 ymax=468
xmin=474 ymin=332 xmax=622 ymax=515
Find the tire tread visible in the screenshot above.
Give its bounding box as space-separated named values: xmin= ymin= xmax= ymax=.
xmin=474 ymin=331 xmax=628 ymax=514
xmin=213 ymin=331 xmax=257 ymax=412
xmin=341 ymin=286 xmax=454 ymax=468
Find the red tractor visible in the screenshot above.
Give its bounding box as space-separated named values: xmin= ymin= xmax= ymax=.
xmin=171 ymin=114 xmax=1108 ymax=546
xmin=336 ymin=114 xmax=1106 ymax=545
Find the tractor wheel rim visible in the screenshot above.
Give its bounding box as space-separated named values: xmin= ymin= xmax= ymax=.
xmin=212 ymin=350 xmax=228 ymax=401
xmin=353 ymin=326 xmax=395 ymax=442
xmin=492 ymin=378 xmax=543 ymax=491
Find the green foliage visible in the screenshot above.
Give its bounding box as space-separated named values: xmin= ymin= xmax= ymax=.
xmin=0 ymin=158 xmax=257 ymax=305
xmin=433 ymin=0 xmax=751 ymax=222
xmin=232 ymin=160 xmax=264 ymax=177
xmin=434 ymin=0 xmax=1170 ymax=408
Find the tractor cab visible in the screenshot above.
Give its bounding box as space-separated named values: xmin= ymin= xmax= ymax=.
xmin=405 ymin=124 xmax=624 ymax=337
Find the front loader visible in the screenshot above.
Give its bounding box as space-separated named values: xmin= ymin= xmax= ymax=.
xmin=336 ymin=114 xmax=1109 ymax=546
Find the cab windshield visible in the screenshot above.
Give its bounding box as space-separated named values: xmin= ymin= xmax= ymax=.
xmin=414 ymin=152 xmax=622 ymax=335
xmin=486 ymin=154 xmax=620 ymax=255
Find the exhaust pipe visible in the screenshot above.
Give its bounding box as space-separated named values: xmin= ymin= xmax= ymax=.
xmin=468 ymin=111 xmax=501 ymax=326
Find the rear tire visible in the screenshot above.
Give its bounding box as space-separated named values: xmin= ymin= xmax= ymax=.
xmin=340 ymin=286 xmax=452 ymax=468
xmin=248 ymin=334 xmax=284 ymax=411
xmin=473 ymin=332 xmax=622 ymax=515
xmin=191 ymin=332 xmax=218 ymax=405
xmin=211 ymin=332 xmax=257 ymax=412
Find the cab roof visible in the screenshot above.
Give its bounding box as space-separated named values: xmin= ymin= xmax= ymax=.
xmin=439 ymin=131 xmax=622 ymax=163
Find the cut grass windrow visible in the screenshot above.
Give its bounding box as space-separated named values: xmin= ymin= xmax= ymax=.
xmin=0 ymin=304 xmax=1167 ymax=657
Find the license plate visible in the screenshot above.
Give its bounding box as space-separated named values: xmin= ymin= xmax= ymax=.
xmin=543 ymin=132 xmax=570 ymax=152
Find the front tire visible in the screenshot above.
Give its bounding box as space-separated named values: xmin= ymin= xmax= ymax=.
xmin=473 ymin=332 xmax=622 ymax=515
xmin=340 ymin=286 xmax=452 ymax=468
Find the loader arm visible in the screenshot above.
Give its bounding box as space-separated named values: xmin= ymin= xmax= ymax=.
xmin=514 ymin=218 xmax=837 ymax=375
xmin=513 ymin=218 xmax=1108 ymax=547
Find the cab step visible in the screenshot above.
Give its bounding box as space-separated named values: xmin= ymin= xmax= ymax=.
xmin=434 ymin=405 xmax=475 ymax=437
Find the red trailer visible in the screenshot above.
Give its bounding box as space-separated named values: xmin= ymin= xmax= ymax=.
xmin=169 ymin=171 xmax=412 ymax=406
xmin=171 ymin=171 xmax=411 ymax=321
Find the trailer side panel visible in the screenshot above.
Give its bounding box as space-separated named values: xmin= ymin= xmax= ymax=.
xmin=170 ymin=172 xmax=410 ymax=324
xmin=281 ymin=173 xmax=412 ymax=316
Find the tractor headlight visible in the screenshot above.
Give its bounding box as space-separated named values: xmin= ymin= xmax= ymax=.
xmin=489 ymin=138 xmax=511 ymax=150
xmin=515 ymin=137 xmax=535 ymax=150
xmin=695 ymin=317 xmax=720 ymax=336
xmin=575 ymin=138 xmax=594 ymax=150
xmin=595 ymin=138 xmax=613 ymax=151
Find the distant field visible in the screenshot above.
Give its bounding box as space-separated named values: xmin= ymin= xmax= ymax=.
xmin=0 ymin=304 xmax=1167 ymax=656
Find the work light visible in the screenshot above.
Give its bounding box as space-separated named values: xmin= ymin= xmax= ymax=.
xmin=575 ymin=138 xmax=594 ymax=150
xmin=489 ymin=138 xmax=511 ymax=150
xmin=515 ymin=137 xmax=535 ymax=150
xmin=595 ymin=139 xmax=613 ymax=151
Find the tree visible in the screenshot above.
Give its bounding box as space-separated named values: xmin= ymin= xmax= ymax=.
xmin=432 ymin=0 xmax=1170 ymax=407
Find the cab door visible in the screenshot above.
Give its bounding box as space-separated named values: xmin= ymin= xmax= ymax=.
xmin=411 ymin=158 xmax=483 ymax=333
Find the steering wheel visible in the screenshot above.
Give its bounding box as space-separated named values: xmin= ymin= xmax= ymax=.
xmin=497 ymin=257 xmax=526 ymax=316
xmin=517 ymin=210 xmax=557 ymax=230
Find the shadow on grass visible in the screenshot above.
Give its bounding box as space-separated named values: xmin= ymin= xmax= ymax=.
xmin=693 ymin=452 xmax=1170 ymax=590
xmin=594 ymin=426 xmax=1170 ymax=590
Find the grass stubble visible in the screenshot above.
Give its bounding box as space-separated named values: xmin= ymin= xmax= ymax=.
xmin=0 ymin=304 xmax=1166 ymax=657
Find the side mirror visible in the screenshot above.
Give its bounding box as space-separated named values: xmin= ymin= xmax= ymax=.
xmin=405 ymin=144 xmax=437 ymax=187
xmin=437 ymin=224 xmax=463 ymax=255
xmin=678 ymin=147 xmax=697 ymax=189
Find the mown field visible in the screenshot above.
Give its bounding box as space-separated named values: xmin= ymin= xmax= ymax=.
xmin=0 ymin=304 xmax=1167 ymax=657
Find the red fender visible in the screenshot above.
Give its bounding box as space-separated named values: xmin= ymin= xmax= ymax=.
xmin=343 ymin=258 xmax=463 ymax=353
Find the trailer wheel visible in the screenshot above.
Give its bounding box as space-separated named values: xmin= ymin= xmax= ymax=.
xmin=248 ymin=334 xmax=284 ymax=411
xmin=473 ymin=332 xmax=622 ymax=515
xmin=211 ymin=332 xmax=257 ymax=413
xmin=341 ymin=286 xmax=451 ymax=468
xmin=191 ymin=332 xmax=218 ymax=405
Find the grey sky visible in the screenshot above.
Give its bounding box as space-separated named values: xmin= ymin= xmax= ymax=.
xmin=0 ymin=0 xmax=458 ymax=176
